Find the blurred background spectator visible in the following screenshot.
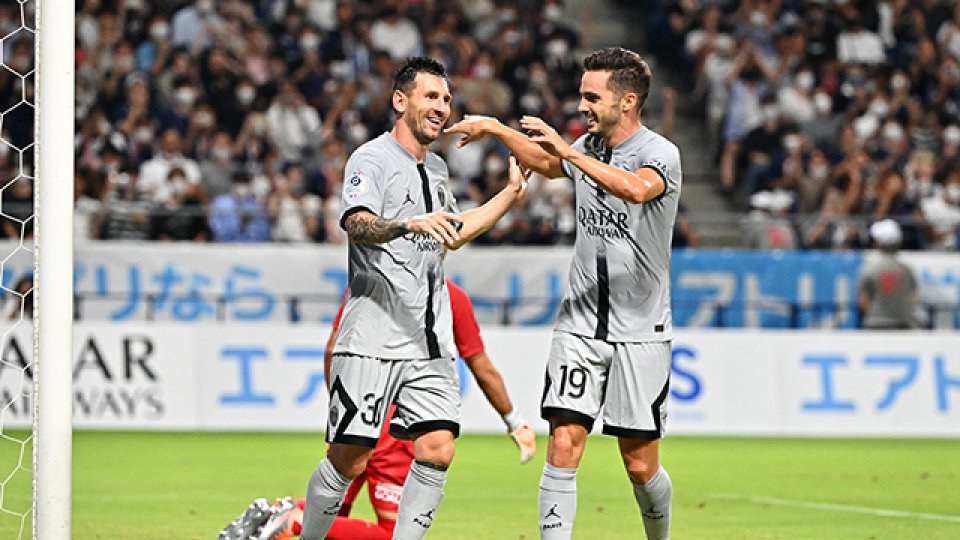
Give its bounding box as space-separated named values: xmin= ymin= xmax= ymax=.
xmin=26 ymin=0 xmax=954 ymax=252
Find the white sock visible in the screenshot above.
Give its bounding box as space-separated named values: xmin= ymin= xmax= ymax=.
xmin=392 ymin=460 xmax=447 ymax=539
xmin=300 ymin=458 xmax=352 ymax=540
xmin=632 ymin=466 xmax=672 ymax=540
xmin=538 ymin=463 xmax=577 ymax=539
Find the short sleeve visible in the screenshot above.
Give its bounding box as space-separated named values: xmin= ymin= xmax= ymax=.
xmin=340 ymin=153 xmax=385 ymax=230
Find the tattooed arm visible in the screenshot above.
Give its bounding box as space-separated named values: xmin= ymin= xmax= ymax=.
xmin=344 ymin=209 xmax=463 ymax=246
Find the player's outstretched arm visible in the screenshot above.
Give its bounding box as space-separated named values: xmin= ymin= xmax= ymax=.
xmin=448 ymin=156 xmax=530 ymax=249
xmin=344 ymin=209 xmax=463 ymax=246
xmin=462 ymin=350 xmax=537 ymax=464
xmin=446 ymin=115 xmax=565 ymax=178
xmin=520 ymin=115 xmax=666 ymax=204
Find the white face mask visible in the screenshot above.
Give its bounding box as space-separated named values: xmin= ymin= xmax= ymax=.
xmin=236 ymin=86 xmax=255 ymax=106
xmin=300 ymin=33 xmax=320 ymax=51
xmin=944 ymin=125 xmax=960 ymax=146
xmin=782 ymin=134 xmax=802 ymax=152
xmin=211 ymin=146 xmax=232 ymax=162
xmin=809 ymin=164 xmax=830 ymax=180
xmin=795 ymin=71 xmax=815 ymax=91
xmin=868 ymin=99 xmax=889 ymax=118
xmin=174 ymin=88 xmax=196 ymax=107
xmin=234 ymin=184 xmax=251 ymax=198
xmin=546 ymin=39 xmax=569 ymax=58
xmin=946 ymin=184 xmax=960 ymax=204
xmin=543 ymin=4 xmax=563 ymax=22
xmin=150 ymin=22 xmax=170 ymax=41
xmin=814 ymin=93 xmax=832 ymax=114
xmin=891 ymin=74 xmax=910 ymax=92
xmin=474 ymin=64 xmax=494 ymax=79
xmin=485 ymin=156 xmax=506 ymax=175
xmin=761 ymin=105 xmax=779 ymax=123
xmin=133 ymin=127 xmax=154 ymax=144
xmin=882 ymin=122 xmax=904 ymax=144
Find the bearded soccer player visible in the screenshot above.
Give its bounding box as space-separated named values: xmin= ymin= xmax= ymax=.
xmin=219 ymin=280 xmax=537 ymax=540
xmin=447 ymin=47 xmax=681 ymax=539
xmin=297 ymin=56 xmax=529 ymax=540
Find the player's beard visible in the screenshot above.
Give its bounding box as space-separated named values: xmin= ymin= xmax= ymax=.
xmin=587 ymin=106 xmax=620 ymax=139
xmin=410 ymin=111 xmax=444 ymax=145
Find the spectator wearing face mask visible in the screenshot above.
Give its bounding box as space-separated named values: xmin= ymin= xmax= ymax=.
xmin=936 ymin=124 xmax=960 ymax=180
xmin=458 ymin=50 xmax=513 ymax=118
xmin=266 ymin=162 xmax=321 ymax=243
xmin=199 ymin=131 xmax=237 ymax=200
xmin=369 ymin=5 xmax=422 ymax=61
xmin=208 ymin=170 xmax=271 ymax=242
xmin=139 ymin=128 xmax=202 ymax=202
xmin=802 ymin=88 xmax=843 ymax=151
xmin=137 ymin=15 xmax=173 ymax=77
xmin=151 ymin=166 xmax=210 ymax=242
xmin=732 ymin=95 xmax=783 ymax=208
xmin=920 ymin=170 xmax=960 ymax=251
xmin=265 ymin=79 xmax=322 ymax=162
xmin=171 ymin=0 xmax=223 ymax=54
xmin=778 ymin=67 xmax=817 ymax=124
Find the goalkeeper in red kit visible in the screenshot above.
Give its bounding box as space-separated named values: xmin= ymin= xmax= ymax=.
xmin=220 ymin=280 xmax=537 ymax=540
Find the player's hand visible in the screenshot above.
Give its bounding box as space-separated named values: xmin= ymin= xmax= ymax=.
xmin=519 ymin=116 xmax=572 ymax=159
xmin=509 ymin=424 xmax=537 ymax=465
xmin=445 ymin=115 xmax=496 ymax=148
xmin=507 ymin=155 xmax=532 ymax=200
xmin=405 ymin=211 xmax=463 ymax=247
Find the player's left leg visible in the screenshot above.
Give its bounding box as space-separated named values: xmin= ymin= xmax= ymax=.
xmin=604 ymin=340 xmax=673 ymax=540
xmin=619 ymin=438 xmax=671 ymax=540
xmin=389 ymin=357 xmax=461 ymax=540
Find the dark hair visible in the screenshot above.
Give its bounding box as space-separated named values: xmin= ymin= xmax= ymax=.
xmin=582 ymin=47 xmax=652 ymax=111
xmin=392 ymin=56 xmax=448 ymax=95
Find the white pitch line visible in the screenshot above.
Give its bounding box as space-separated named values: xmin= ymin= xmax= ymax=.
xmin=710 ymin=493 xmax=960 ymax=524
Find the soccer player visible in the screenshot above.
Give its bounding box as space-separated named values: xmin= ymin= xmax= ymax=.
xmin=446 ymin=47 xmax=682 ymax=539
xmin=219 ymin=280 xmax=536 ymax=540
xmin=301 ymin=57 xmax=528 ymax=540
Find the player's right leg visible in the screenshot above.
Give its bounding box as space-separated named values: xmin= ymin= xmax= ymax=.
xmin=301 ymin=353 xmax=400 ymax=540
xmin=538 ymin=331 xmax=611 ymax=539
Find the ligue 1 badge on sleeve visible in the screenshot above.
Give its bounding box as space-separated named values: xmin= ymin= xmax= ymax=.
xmin=345 ymin=170 xmax=368 ymax=200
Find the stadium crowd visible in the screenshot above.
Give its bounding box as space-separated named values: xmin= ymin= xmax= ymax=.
xmin=642 ymin=0 xmax=960 ymax=251
xmin=3 ymin=0 xmax=958 ymax=251
xmin=5 ymin=0 xmax=589 ymax=245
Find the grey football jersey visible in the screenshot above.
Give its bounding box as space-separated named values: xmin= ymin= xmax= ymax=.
xmin=858 ymin=252 xmax=919 ymax=329
xmin=336 ymin=132 xmax=459 ymax=359
xmin=556 ymin=127 xmax=682 ymax=342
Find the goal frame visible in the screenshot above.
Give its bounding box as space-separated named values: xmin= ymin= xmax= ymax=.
xmin=33 ymin=0 xmax=75 ymax=538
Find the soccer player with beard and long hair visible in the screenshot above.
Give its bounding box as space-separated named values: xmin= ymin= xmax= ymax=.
xmin=447 ymin=47 xmax=682 ymax=539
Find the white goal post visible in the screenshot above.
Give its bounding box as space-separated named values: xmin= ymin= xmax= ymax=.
xmin=33 ymin=0 xmax=74 ymax=538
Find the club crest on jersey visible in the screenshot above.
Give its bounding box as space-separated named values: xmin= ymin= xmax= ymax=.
xmin=344 ymin=171 xmax=368 ymax=200
xmin=436 ymin=185 xmax=447 ymax=208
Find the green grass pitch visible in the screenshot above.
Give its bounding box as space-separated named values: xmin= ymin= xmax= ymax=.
xmin=2 ymin=432 xmax=959 ymax=539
